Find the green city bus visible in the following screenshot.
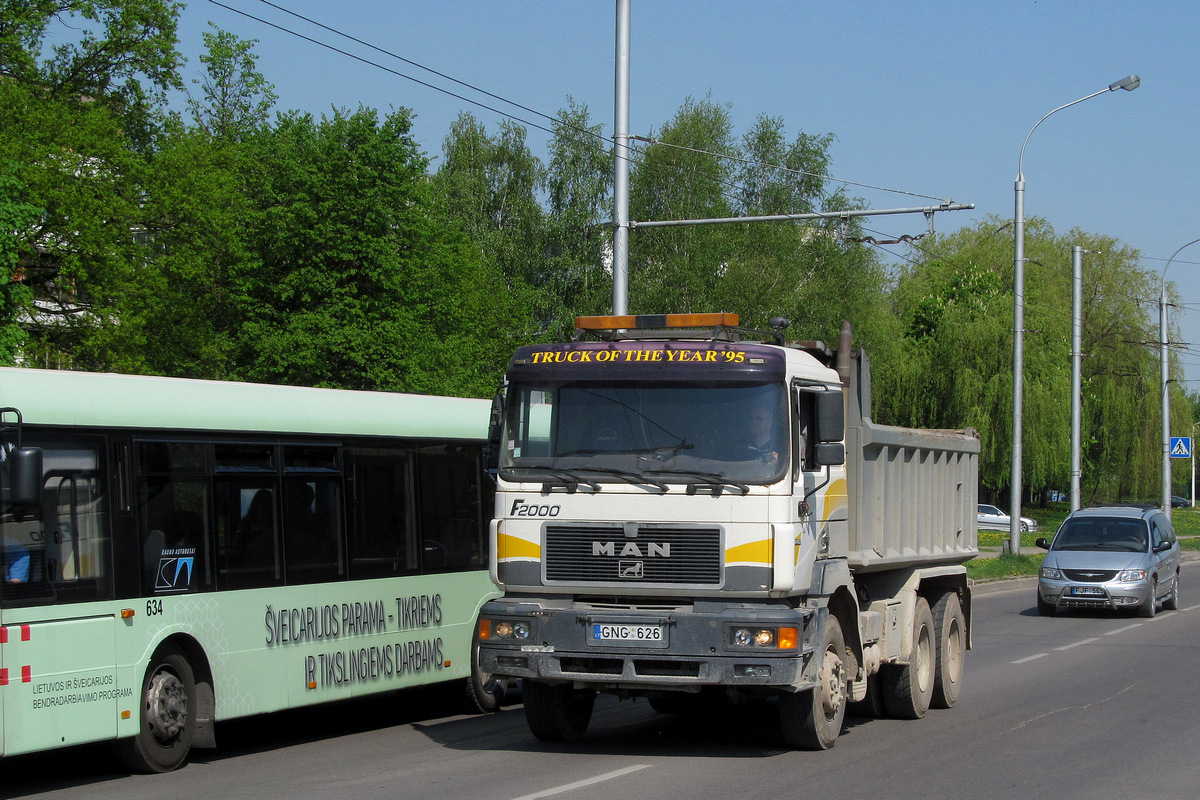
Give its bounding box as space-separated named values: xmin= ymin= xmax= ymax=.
xmin=0 ymin=368 xmax=501 ymax=772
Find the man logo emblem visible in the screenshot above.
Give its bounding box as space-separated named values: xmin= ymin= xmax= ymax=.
xmin=619 ymin=560 xmax=644 ymax=578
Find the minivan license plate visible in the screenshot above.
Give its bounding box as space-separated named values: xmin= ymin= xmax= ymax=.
xmin=1070 ymin=586 xmax=1105 ymax=596
xmin=592 ymin=623 xmax=665 ymax=643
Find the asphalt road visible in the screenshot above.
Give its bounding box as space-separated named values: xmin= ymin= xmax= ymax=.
xmin=6 ymin=564 xmax=1200 ymax=800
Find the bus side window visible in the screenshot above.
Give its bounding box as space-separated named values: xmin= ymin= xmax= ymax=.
xmin=416 ymin=444 xmax=486 ymax=573
xmin=283 ymin=477 xmax=342 ymax=584
xmin=136 ymin=442 xmax=210 ymax=596
xmin=345 ymin=447 xmax=415 ymax=580
xmin=217 ymin=483 xmax=280 ymax=589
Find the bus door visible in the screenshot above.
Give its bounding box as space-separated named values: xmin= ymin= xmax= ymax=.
xmin=2 ymin=439 xmax=118 ymax=756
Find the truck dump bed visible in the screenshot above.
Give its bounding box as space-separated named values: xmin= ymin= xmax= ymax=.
xmin=838 ymin=350 xmax=979 ymax=571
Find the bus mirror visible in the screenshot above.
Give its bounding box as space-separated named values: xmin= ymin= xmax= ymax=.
xmin=9 ymin=447 xmax=43 ymax=507
xmin=815 ymin=391 xmax=844 ymax=443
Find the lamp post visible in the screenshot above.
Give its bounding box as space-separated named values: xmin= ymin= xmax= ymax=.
xmin=1071 ymin=246 xmax=1099 ymax=512
xmin=1009 ymin=74 xmax=1140 ymax=556
xmin=1160 ymin=237 xmax=1200 ymax=518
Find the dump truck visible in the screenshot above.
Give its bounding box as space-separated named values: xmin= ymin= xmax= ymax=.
xmin=477 ymin=313 xmax=978 ymax=749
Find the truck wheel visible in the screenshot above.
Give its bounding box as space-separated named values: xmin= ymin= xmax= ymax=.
xmin=882 ymin=597 xmax=934 ymax=720
xmin=931 ymin=592 xmax=965 ymax=709
xmin=114 ymin=644 xmax=195 ymax=773
xmin=464 ymin=630 xmax=507 ymax=713
xmin=780 ymin=615 xmax=846 ymax=750
xmin=523 ymin=679 xmax=595 ymax=742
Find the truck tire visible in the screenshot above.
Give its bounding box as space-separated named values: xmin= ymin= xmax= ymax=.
xmin=931 ymin=592 xmax=965 ymax=709
xmin=780 ymin=615 xmax=846 ymax=750
xmin=114 ymin=644 xmax=196 ymax=773
xmin=881 ymin=597 xmax=934 ymax=720
xmin=523 ymin=679 xmax=595 ymax=743
xmin=464 ymin=630 xmax=507 ymax=713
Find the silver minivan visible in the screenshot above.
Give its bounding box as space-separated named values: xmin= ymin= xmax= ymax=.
xmin=1035 ymin=505 xmax=1181 ymax=617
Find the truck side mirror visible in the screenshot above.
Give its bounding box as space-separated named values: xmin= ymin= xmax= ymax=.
xmin=813 ymin=442 xmax=845 ymax=466
xmin=814 ymin=391 xmax=844 ymax=443
xmin=483 ymin=389 xmax=505 ymax=474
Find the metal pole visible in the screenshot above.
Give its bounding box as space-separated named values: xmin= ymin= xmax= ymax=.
xmin=1008 ymin=75 xmax=1139 ymax=556
xmin=612 ymin=0 xmax=631 ymax=316
xmin=1160 ymin=237 xmax=1200 ymax=518
xmin=1070 ymin=246 xmax=1083 ymax=512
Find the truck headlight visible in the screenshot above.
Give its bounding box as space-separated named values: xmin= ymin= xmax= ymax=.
xmin=728 ymin=626 xmax=798 ymax=649
xmin=481 ymin=618 xmax=532 ymax=640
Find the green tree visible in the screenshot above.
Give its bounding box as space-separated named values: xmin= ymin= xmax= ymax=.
xmin=231 ymin=107 xmax=522 ymax=396
xmin=186 ymin=23 xmax=277 ymax=140
xmin=0 ymin=0 xmax=184 ymax=366
xmin=541 ymin=99 xmax=612 ymax=334
xmin=880 ymin=216 xmax=1184 ymax=504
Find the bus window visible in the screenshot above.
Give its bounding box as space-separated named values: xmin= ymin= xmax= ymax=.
xmin=282 ymin=477 xmax=342 ymax=584
xmin=137 ymin=442 xmax=210 ymax=595
xmin=216 ymin=482 xmax=279 ymax=588
xmin=416 ymin=444 xmax=487 ymax=573
xmin=2 ymin=438 xmax=112 ymax=606
xmin=345 ymin=448 xmax=415 ymax=579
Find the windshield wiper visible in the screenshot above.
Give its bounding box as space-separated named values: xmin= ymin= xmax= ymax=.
xmin=575 ymin=466 xmax=669 ymax=492
xmin=499 ymin=466 xmax=600 ymax=493
xmin=646 ymin=469 xmax=750 ymax=496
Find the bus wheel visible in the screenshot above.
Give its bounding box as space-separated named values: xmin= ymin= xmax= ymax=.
xmin=780 ymin=615 xmax=846 ymax=750
xmin=465 ymin=636 xmax=507 ymax=713
xmin=882 ymin=597 xmax=935 ymax=720
xmin=522 ymin=679 xmax=594 ymax=742
xmin=115 ymin=645 xmax=196 ymax=773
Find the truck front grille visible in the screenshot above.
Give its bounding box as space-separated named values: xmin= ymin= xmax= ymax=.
xmin=544 ymin=524 xmax=722 ymax=586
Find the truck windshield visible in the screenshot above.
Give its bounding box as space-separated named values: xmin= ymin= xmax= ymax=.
xmin=501 ymin=381 xmax=788 ymax=485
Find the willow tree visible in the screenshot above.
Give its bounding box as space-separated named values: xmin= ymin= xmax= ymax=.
xmin=881 ymin=216 xmax=1185 ymax=504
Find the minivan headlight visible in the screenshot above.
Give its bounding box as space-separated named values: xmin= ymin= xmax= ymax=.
xmin=1040 ymin=566 xmax=1062 ymax=580
xmin=1116 ymin=568 xmax=1147 ymax=582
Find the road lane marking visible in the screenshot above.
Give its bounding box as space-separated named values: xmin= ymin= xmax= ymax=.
xmin=1055 ymin=637 xmax=1099 ymax=650
xmin=1011 ymin=653 xmax=1048 ymax=664
xmin=1105 ymin=623 xmax=1142 ymax=635
xmin=510 ymin=764 xmax=652 ymax=800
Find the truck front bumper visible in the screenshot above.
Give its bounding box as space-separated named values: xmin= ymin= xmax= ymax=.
xmin=477 ymin=597 xmax=818 ymax=692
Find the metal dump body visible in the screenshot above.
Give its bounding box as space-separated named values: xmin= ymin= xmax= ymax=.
xmin=838 ymin=350 xmax=980 ymax=571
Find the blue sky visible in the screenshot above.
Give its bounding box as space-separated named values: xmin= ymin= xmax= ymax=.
xmin=171 ymin=1 xmax=1200 ymax=385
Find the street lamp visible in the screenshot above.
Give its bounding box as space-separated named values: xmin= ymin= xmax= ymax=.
xmin=1071 ymin=246 xmax=1100 ymax=512
xmin=1160 ymin=237 xmax=1200 ymax=518
xmin=1010 ymin=75 xmax=1139 ymax=555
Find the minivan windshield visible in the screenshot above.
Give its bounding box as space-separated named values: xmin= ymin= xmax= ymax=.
xmin=1052 ymin=518 xmax=1148 ymax=553
xmin=501 ymin=380 xmax=788 ymax=485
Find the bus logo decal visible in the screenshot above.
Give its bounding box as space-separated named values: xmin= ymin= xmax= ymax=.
xmin=155 ymin=557 xmax=195 ymax=592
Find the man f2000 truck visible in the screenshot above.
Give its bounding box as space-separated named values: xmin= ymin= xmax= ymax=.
xmin=477 ymin=313 xmax=978 ymax=749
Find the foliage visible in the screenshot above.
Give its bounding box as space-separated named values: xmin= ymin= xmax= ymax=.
xmin=879 ymin=217 xmax=1188 ymax=503
xmin=187 ymin=23 xmax=277 ymax=140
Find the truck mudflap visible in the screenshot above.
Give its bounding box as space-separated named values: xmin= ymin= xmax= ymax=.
xmin=477 ymin=599 xmax=818 ymax=692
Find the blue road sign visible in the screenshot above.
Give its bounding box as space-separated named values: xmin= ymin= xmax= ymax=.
xmin=1170 ymin=437 xmax=1192 ymax=459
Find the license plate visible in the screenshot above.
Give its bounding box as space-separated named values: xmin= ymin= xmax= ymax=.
xmin=1070 ymin=586 xmax=1106 ymax=596
xmin=592 ymin=623 xmax=665 ymax=643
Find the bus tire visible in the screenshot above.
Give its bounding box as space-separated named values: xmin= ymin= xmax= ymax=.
xmin=780 ymin=615 xmax=846 ymax=750
xmin=115 ymin=644 xmax=196 ymax=773
xmin=930 ymin=592 xmax=965 ymax=709
xmin=465 ymin=636 xmax=507 ymax=713
xmin=881 ymin=597 xmax=935 ymax=720
xmin=522 ymin=679 xmax=594 ymax=743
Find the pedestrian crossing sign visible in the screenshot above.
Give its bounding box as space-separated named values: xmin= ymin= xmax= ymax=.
xmin=1171 ymin=437 xmax=1191 ymax=458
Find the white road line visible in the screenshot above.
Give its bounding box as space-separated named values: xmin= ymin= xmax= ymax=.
xmin=510 ymin=765 xmax=653 ymax=800
xmin=1055 ymin=637 xmax=1099 ymax=651
xmin=1011 ymin=653 xmax=1049 ymax=664
xmin=1105 ymin=623 xmax=1142 ymax=635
